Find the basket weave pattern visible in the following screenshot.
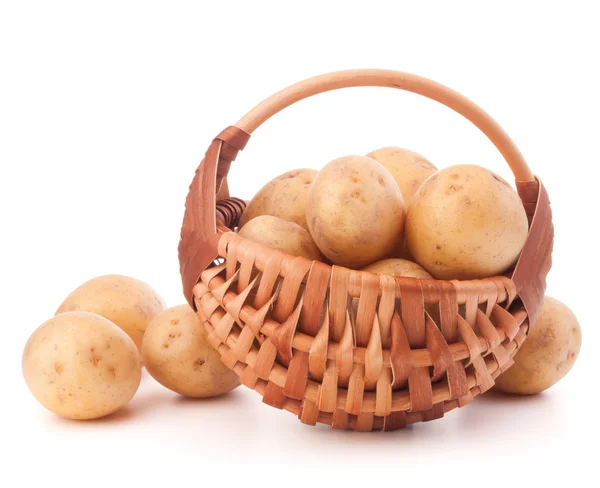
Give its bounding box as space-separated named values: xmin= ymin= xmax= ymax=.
xmin=179 ymin=70 xmax=554 ymax=430
xmin=195 ymin=236 xmax=529 ymax=430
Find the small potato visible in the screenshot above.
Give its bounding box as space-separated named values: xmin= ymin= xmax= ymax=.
xmin=362 ymin=258 xmax=432 ymax=278
xmin=141 ymin=305 xmax=239 ymax=398
xmin=238 ymin=168 xmax=318 ymax=230
xmin=22 ymin=312 xmax=142 ymax=419
xmin=56 ymin=275 xmax=166 ymax=350
xmin=406 ymin=164 xmax=528 ymax=280
xmin=238 ymin=215 xmax=324 ymax=260
xmin=360 ymin=259 xmax=436 ymax=320
xmin=306 ymin=155 xmax=405 ymax=268
xmin=367 ymin=146 xmax=437 ymax=203
xmin=494 ymin=297 xmax=582 ymax=395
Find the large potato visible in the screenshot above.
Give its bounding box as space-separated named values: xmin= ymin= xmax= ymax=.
xmin=56 ymin=275 xmax=166 ymax=350
xmin=141 ymin=305 xmax=239 ymax=398
xmin=22 ymin=312 xmax=142 ymax=419
xmin=306 ymin=155 xmax=405 ymax=268
xmin=367 ymin=146 xmax=437 ymax=203
xmin=406 ymin=164 xmax=528 ymax=280
xmin=362 ymin=258 xmax=432 ymax=278
xmin=494 ymin=297 xmax=582 ymax=395
xmin=238 ymin=168 xmax=318 ymax=230
xmin=238 ymin=215 xmax=324 ymax=260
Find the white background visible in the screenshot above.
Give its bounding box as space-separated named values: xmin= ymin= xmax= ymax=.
xmin=1 ymin=0 xmax=598 ymax=485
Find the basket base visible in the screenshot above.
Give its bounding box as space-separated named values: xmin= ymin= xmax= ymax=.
xmin=194 ymin=272 xmax=529 ymax=432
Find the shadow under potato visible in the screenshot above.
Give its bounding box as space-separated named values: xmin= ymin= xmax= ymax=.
xmin=170 ymin=387 xmax=244 ymax=406
xmin=474 ymin=389 xmax=549 ymax=405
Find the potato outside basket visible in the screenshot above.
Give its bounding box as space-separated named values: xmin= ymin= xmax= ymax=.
xmin=178 ymin=69 xmax=553 ymax=431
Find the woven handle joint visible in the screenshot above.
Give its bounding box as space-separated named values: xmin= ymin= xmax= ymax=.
xmin=179 ymin=127 xmax=250 ymax=308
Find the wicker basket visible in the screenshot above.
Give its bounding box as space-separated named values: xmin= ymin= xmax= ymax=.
xmin=178 ymin=70 xmax=553 ymax=431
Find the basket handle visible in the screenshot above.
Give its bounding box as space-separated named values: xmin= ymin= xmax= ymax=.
xmin=179 ymin=69 xmax=535 ymax=307
xmin=236 ymin=69 xmax=533 ymax=181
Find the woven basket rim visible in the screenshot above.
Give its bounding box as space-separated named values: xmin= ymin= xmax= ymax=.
xmin=214 ymin=227 xmax=517 ymax=301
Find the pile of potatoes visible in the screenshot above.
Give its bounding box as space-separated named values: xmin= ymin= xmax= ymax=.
xmin=22 ymin=275 xmax=239 ymax=420
xmin=238 ymin=148 xmax=529 ymax=280
xmin=237 ymin=146 xmax=582 ymax=394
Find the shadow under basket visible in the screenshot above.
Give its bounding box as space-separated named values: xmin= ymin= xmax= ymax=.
xmin=178 ymin=69 xmax=554 ymax=431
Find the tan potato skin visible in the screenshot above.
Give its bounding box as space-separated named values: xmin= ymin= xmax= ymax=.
xmin=238 ymin=215 xmax=324 ymax=260
xmin=406 ymin=164 xmax=528 ymax=280
xmin=56 ymin=275 xmax=166 ymax=350
xmin=141 ymin=305 xmax=239 ymax=398
xmin=306 ymin=155 xmax=405 ymax=268
xmin=22 ymin=312 xmax=142 ymax=419
xmin=238 ymin=168 xmax=318 ymax=230
xmin=494 ymin=297 xmax=582 ymax=395
xmin=367 ymin=146 xmax=437 ymax=204
xmin=362 ymin=258 xmax=432 ymax=278
xmin=360 ymin=259 xmax=436 ymax=320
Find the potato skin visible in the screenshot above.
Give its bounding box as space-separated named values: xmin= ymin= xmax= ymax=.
xmin=367 ymin=146 xmax=437 ymax=203
xmin=494 ymin=297 xmax=582 ymax=395
xmin=360 ymin=259 xmax=436 ymax=320
xmin=362 ymin=258 xmax=432 ymax=278
xmin=141 ymin=305 xmax=239 ymax=398
xmin=238 ymin=168 xmax=318 ymax=230
xmin=238 ymin=215 xmax=324 ymax=260
xmin=306 ymin=155 xmax=405 ymax=268
xmin=22 ymin=312 xmax=142 ymax=419
xmin=367 ymin=148 xmax=434 ymax=261
xmin=56 ymin=275 xmax=166 ymax=350
xmin=406 ymin=164 xmax=528 ymax=280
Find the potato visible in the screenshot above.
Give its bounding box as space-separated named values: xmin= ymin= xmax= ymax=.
xmin=238 ymin=168 xmax=318 ymax=230
xmin=367 ymin=146 xmax=437 ymax=203
xmin=141 ymin=305 xmax=239 ymax=398
xmin=238 ymin=215 xmax=324 ymax=260
xmin=362 ymin=258 xmax=432 ymax=278
xmin=56 ymin=275 xmax=166 ymax=350
xmin=306 ymin=155 xmax=405 ymax=268
xmin=22 ymin=312 xmax=142 ymax=419
xmin=406 ymin=164 xmax=528 ymax=280
xmin=494 ymin=297 xmax=582 ymax=395
xmin=360 ymin=259 xmax=437 ymax=321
